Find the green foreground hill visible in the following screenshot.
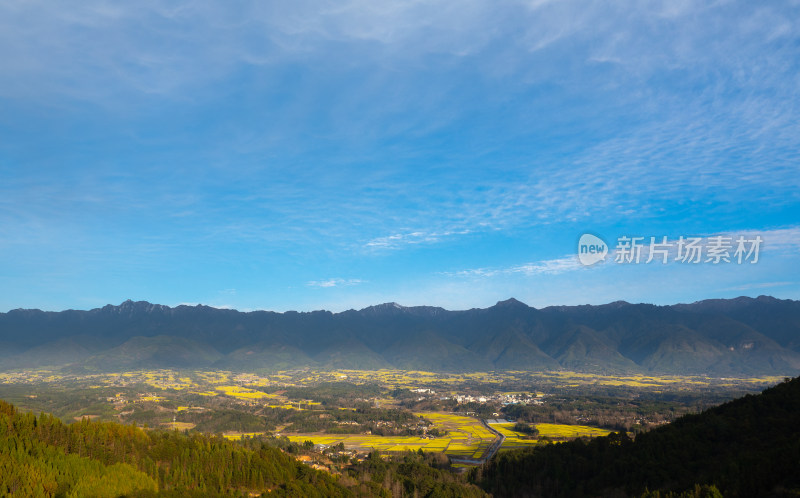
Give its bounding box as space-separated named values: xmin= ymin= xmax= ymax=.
xmin=0 ymin=399 xmax=346 ymax=497
xmin=477 ymin=376 xmax=800 ymax=497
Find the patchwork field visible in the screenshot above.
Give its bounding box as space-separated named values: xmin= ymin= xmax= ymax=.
xmin=277 ymin=411 xmax=499 ymax=458
xmin=278 ymin=415 xmax=614 ymax=458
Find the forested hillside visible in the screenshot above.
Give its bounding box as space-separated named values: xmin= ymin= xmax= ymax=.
xmin=477 ymin=376 xmax=800 ymax=497
xmin=0 ymin=399 xmax=347 ymax=496
xmin=0 ymin=399 xmax=485 ymax=497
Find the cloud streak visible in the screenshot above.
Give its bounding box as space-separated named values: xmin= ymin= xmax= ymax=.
xmin=444 ymin=255 xmax=583 ymax=278
xmin=307 ymin=278 xmax=364 ymax=288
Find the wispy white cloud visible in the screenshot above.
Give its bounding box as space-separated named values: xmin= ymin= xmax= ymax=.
xmin=307 ymin=278 xmax=364 ymax=288
xmin=444 ymin=255 xmax=583 ymax=278
xmin=364 ymin=229 xmax=472 ymax=249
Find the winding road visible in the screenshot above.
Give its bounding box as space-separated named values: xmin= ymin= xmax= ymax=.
xmin=449 ymin=419 xmax=505 ymax=466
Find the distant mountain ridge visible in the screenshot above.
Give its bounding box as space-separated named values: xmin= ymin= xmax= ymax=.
xmin=1 ymin=296 xmax=799 ymax=375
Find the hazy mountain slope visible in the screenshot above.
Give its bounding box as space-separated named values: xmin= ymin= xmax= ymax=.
xmin=637 ymin=330 xmax=729 ymax=374
xmin=1 ymin=337 xmax=93 ymax=369
xmin=467 ymin=329 xmax=560 ymax=370
xmin=541 ymin=325 xmax=641 ymax=373
xmin=381 ymin=330 xmax=494 ymax=371
xmin=312 ymin=338 xmax=394 ymax=370
xmin=213 ymin=342 xmax=318 ymax=372
xmin=79 ymin=335 xmax=223 ymax=371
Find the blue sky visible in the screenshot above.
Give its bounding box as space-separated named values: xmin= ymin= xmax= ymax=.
xmin=1 ymin=0 xmax=799 ymax=312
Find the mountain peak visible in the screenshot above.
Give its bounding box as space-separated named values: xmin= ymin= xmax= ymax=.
xmin=494 ymin=298 xmax=528 ymax=308
xmin=359 ymin=302 xmax=406 ymax=314
xmin=101 ymin=300 xmax=169 ymax=315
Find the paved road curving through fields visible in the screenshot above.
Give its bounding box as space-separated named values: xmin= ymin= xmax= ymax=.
xmin=449 ymin=419 xmax=505 ymax=467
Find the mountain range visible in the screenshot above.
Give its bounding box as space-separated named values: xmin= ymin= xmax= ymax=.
xmin=1 ymin=296 xmax=799 ymax=375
